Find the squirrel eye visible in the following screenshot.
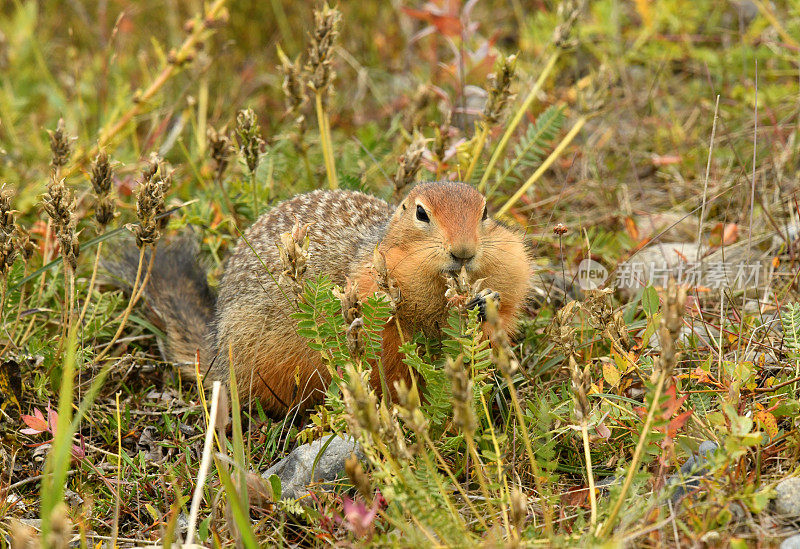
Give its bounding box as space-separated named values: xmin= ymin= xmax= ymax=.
xmin=482 ymin=205 xmax=488 ymax=221
xmin=415 ymin=205 xmax=430 ymax=223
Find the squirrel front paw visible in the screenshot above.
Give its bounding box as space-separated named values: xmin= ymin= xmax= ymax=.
xmin=466 ymin=288 xmax=500 ymax=322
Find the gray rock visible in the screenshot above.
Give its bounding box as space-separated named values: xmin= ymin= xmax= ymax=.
xmin=775 ymin=477 xmax=800 ymax=519
xmin=262 ymin=435 xmax=364 ymax=499
xmin=782 ymin=534 xmax=800 ymax=549
xmin=667 ymin=440 xmax=719 ymax=503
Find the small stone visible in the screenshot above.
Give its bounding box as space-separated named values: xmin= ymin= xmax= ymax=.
xmin=262 ymin=435 xmax=364 ymax=499
xmin=782 ymin=534 xmax=800 ymax=549
xmin=775 ymin=477 xmax=800 ymax=519
xmin=668 ymin=440 xmax=718 ymax=503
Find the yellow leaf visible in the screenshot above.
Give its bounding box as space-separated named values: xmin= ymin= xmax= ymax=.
xmin=634 ymin=0 xmax=653 ymax=28
xmin=602 ymin=361 xmax=621 ymax=387
xmin=0 ymin=359 xmax=22 ymax=415
xmin=756 ymin=410 xmax=778 ymax=439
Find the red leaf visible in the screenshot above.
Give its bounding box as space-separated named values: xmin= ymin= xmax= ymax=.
xmin=401 ymin=7 xmax=461 ymax=35
xmin=666 ymin=409 xmax=693 ymax=438
xmin=46 ymin=405 xmax=59 ymax=435
xmin=21 ymin=409 xmax=48 ymax=434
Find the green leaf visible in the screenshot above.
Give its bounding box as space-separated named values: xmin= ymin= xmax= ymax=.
xmin=642 ymin=285 xmax=659 ymax=317
xmin=267 ymin=473 xmax=282 ymax=501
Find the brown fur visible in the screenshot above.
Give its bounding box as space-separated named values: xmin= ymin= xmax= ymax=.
xmin=121 ymin=183 xmax=531 ymax=417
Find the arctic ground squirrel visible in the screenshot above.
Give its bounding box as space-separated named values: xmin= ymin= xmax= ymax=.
xmin=113 ymin=181 xmax=531 ymax=416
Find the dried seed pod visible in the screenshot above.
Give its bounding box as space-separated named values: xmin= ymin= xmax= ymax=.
xmin=372 ymin=247 xmax=401 ymax=310
xmin=48 ymin=118 xmax=72 ymax=169
xmin=335 ymin=278 xmax=362 ymax=326
xmin=342 ymin=363 xmax=380 ymax=440
xmin=395 ymin=379 xmax=428 ymax=436
xmin=235 ymin=109 xmax=265 ymax=174
xmin=393 ymin=132 xmax=427 ymax=199
xmin=553 ymin=0 xmax=586 ymax=48
xmin=509 ymin=487 xmax=528 ymax=532
xmin=278 ymin=46 xmax=308 ymax=116
xmin=445 ymin=355 xmax=476 ymax=435
xmin=569 ymin=354 xmax=591 ymax=422
xmin=207 ymin=126 xmax=233 ymax=181
xmin=654 ymin=279 xmax=686 ymax=380
xmin=345 ymin=454 xmax=372 ymax=502
xmin=276 ymin=219 xmax=312 ymax=297
xmin=0 ymin=189 xmax=18 ymax=277
xmin=90 ymin=151 xmax=116 ymax=229
xmin=305 ymin=3 xmax=341 ymax=104
xmin=42 ymin=178 xmax=79 ymax=271
xmin=132 ymin=156 xmax=166 ymax=248
xmin=482 ymin=54 xmax=517 ymax=126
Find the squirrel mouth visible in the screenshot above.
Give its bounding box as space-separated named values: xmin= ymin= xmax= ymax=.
xmin=444 ymin=261 xmax=475 ymax=274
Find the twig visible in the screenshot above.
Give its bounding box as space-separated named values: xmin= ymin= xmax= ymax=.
xmin=695 ymin=94 xmax=720 ymax=262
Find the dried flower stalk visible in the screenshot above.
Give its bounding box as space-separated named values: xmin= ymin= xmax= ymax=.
xmin=305 ymin=3 xmax=341 ymax=189
xmin=78 ymin=151 xmax=117 ymax=327
xmin=305 ymin=2 xmax=341 ymax=105
xmin=464 ymin=53 xmax=517 ymax=182
xmin=392 ymin=132 xmax=427 ymax=202
xmin=48 ymin=118 xmax=72 ymax=173
xmin=206 ymin=125 xmax=239 ymax=221
xmin=97 ymin=156 xmax=167 ymax=362
xmin=276 ymin=219 xmax=312 ymax=300
xmin=235 ymin=109 xmax=266 ymax=216
xmin=0 ymin=188 xmax=19 ymax=327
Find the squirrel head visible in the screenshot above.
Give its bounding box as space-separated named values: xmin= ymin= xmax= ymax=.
xmin=382 ymin=181 xmax=516 ymax=278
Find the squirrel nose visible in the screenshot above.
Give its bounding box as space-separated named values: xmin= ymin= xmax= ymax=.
xmin=450 ymin=246 xmax=476 ymax=265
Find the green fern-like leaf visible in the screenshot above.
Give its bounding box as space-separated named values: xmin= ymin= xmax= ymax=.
xmin=781 ymin=303 xmax=800 ymax=352
xmin=494 ymin=105 xmax=565 ymax=189
xmin=400 ymin=337 xmax=451 ymax=429
xmin=292 ymin=275 xmax=347 ymax=365
xmin=361 ymin=293 xmax=392 ymax=362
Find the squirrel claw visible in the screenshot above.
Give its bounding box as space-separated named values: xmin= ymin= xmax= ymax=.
xmin=466 ymin=289 xmax=500 ymax=322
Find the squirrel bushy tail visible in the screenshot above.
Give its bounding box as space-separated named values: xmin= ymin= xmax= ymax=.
xmin=104 ymin=237 xmax=215 ymax=372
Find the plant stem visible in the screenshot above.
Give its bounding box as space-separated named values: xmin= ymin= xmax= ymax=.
xmin=95 ymin=246 xmax=147 ymax=362
xmin=477 ymin=387 xmax=511 ymax=539
xmin=423 ymin=432 xmax=490 ymax=531
xmin=0 ymin=263 xmax=29 ymax=358
xmin=250 ymin=169 xmax=259 ymax=219
xmin=581 ymin=420 xmax=597 ymax=527
xmin=464 ymin=123 xmax=489 ymax=183
xmin=77 ymin=241 xmax=103 ymax=328
xmin=301 ymin=148 xmax=314 ymax=188
xmin=112 ymin=391 xmax=122 ymax=545
xmin=478 ymin=51 xmax=560 ymax=193
xmin=315 ymin=93 xmax=338 ymax=189
xmin=597 ymin=369 xmax=667 ymax=538
xmin=497 ymin=115 xmax=586 ymax=217
xmin=465 ymin=435 xmax=494 ymax=512
xmin=501 ymin=370 xmax=554 ymax=536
